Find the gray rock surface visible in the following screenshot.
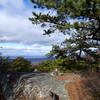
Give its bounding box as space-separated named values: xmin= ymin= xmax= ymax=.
xmin=0 ymin=71 xmax=70 ymax=100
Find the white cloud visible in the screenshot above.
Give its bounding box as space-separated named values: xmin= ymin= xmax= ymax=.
xmin=0 ymin=0 xmax=66 ymax=56
xmin=0 ymin=43 xmax=52 ymax=56
xmin=0 ymin=7 xmax=65 ymax=45
xmin=0 ymin=0 xmax=26 ymax=15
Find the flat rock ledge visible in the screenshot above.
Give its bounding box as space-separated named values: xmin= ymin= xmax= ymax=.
xmin=0 ymin=71 xmax=70 ymax=100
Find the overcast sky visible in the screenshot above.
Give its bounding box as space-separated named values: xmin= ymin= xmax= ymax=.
xmin=0 ymin=0 xmax=66 ymax=57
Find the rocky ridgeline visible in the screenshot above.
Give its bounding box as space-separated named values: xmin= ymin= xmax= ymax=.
xmin=0 ymin=71 xmax=69 ymax=100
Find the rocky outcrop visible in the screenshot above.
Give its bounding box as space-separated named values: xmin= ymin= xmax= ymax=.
xmin=0 ymin=71 xmax=68 ymax=100
xmin=0 ymin=92 xmax=6 ymax=100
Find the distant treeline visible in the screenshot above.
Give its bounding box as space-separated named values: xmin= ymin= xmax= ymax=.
xmin=0 ymin=56 xmax=33 ymax=72
xmin=0 ymin=56 xmax=100 ymax=72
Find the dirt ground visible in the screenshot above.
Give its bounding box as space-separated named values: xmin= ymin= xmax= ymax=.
xmin=55 ymin=72 xmax=100 ymax=100
xmin=0 ymin=72 xmax=100 ymax=100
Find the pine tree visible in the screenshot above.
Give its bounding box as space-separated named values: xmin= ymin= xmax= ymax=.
xmin=29 ymin=0 xmax=100 ymax=61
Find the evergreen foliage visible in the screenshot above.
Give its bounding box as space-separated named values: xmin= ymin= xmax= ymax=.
xmin=0 ymin=57 xmax=33 ymax=72
xmin=30 ymin=0 xmax=100 ymax=40
xmin=0 ymin=56 xmax=11 ymax=70
xmin=10 ymin=57 xmax=32 ymax=72
xmin=30 ymin=0 xmax=100 ymax=70
xmin=35 ymin=58 xmax=95 ymax=72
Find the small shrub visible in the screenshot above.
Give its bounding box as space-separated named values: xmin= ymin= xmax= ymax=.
xmin=0 ymin=56 xmax=11 ymax=71
xmin=35 ymin=57 xmax=98 ymax=72
xmin=0 ymin=56 xmax=33 ymax=72
xmin=10 ymin=57 xmax=33 ymax=72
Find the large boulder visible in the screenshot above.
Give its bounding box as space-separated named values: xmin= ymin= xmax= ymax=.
xmin=0 ymin=71 xmax=68 ymax=100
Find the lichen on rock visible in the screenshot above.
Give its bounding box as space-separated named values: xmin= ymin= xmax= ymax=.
xmin=0 ymin=71 xmax=68 ymax=100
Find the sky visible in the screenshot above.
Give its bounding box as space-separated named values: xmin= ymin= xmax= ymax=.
xmin=0 ymin=0 xmax=66 ymax=57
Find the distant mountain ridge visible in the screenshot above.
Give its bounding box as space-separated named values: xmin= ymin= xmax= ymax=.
xmin=7 ymin=56 xmax=55 ymax=64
